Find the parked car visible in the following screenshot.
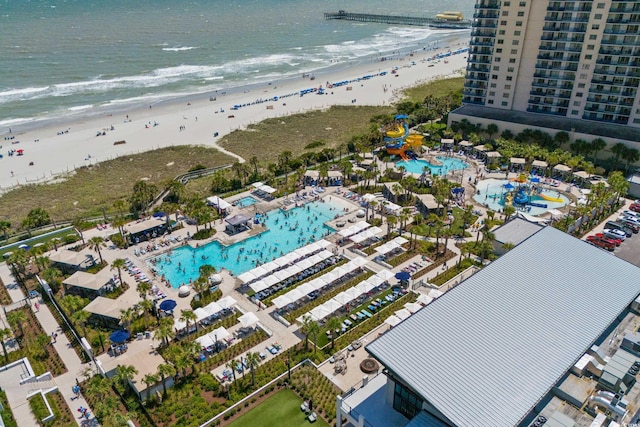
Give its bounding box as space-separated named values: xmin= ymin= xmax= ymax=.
xmin=605 ymin=221 xmax=633 ymax=237
xmin=587 ymin=235 xmax=615 ymax=251
xmin=620 ymin=213 xmax=640 ymax=225
xmin=617 ymin=217 xmax=640 ymax=233
xmin=596 ymin=233 xmax=621 ymax=246
xmin=622 ymin=210 xmax=640 ymax=219
xmin=630 ymin=203 xmax=640 ymax=213
xmin=603 ymin=228 xmax=626 ymax=242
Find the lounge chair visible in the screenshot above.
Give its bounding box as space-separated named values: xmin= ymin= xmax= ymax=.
xmin=308 ymin=412 xmax=317 ymax=422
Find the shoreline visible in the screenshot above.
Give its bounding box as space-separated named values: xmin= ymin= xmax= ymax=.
xmin=0 ymin=35 xmax=470 ymax=191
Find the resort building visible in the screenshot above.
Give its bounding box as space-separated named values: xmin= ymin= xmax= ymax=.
xmin=62 ymin=270 xmax=117 ymax=299
xmin=48 ymin=249 xmax=96 ymax=273
xmin=450 ymin=0 xmax=640 ymax=147
xmin=337 ymin=226 xmax=640 ymax=427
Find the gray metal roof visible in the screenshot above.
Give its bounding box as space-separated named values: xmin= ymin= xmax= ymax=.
xmin=367 ymin=226 xmax=640 ymax=427
xmin=492 ymin=217 xmax=543 ymax=245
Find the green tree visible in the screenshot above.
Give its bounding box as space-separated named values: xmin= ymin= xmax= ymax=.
xmin=154 ymin=317 xmax=174 ymax=347
xmin=6 ymin=310 xmax=26 ymax=337
xmin=0 ymin=328 xmax=11 ymax=360
xmin=72 ymin=310 xmax=91 ymax=337
xmin=180 ymin=309 xmax=197 ymax=334
xmin=308 ymin=320 xmax=321 ymax=355
xmin=35 ymin=333 xmax=51 ymax=358
xmin=300 ymin=315 xmax=314 ymax=351
xmin=111 ymin=258 xmax=127 ymax=288
xmin=0 ymin=220 xmax=11 ymax=242
xmin=326 ymin=317 xmax=342 ymax=350
xmin=157 ymin=363 xmax=176 ymax=396
xmin=136 ymin=281 xmax=151 ymax=300
xmin=41 ymin=267 xmax=63 ymax=293
xmin=130 ymin=180 xmax=157 ymax=218
xmin=607 ymin=171 xmax=630 ymax=204
xmin=22 ymin=208 xmax=52 ymax=236
xmin=143 ymin=373 xmax=159 ymax=401
xmin=115 ymin=364 xmax=138 ymax=391
xmin=245 ymin=351 xmax=260 ymax=388
xmin=139 ymin=299 xmax=154 ymax=329
xmin=89 ymin=236 xmax=105 ymax=264
xmin=225 ymin=359 xmax=238 ymax=386
xmin=119 ymin=308 xmax=135 ymax=333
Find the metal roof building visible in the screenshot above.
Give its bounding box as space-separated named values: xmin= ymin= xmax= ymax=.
xmin=366 ymin=226 xmax=640 ymax=427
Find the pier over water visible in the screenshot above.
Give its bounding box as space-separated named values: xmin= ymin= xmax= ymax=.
xmin=324 ymin=11 xmax=471 ymax=29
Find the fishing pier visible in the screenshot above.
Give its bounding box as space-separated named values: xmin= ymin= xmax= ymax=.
xmin=323 ymin=11 xmax=471 ymax=29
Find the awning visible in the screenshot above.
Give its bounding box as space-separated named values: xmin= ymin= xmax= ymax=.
xmin=385 ymin=315 xmax=402 ymax=327
xmin=238 ymin=312 xmax=260 ymax=328
xmin=404 ymin=302 xmax=423 ymax=313
xmin=273 ymin=295 xmax=292 ymax=309
xmin=217 ymin=295 xmax=237 ymax=309
xmin=553 ymin=164 xmax=571 ymax=172
xmin=206 ymin=196 xmax=232 ymax=210
xmin=510 ymin=157 xmax=525 ymax=164
xmin=394 ymin=308 xmax=412 ymax=320
xmin=458 ymin=140 xmax=472 ymax=147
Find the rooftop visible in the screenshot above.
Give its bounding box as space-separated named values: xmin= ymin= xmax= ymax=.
xmin=63 ymin=270 xmax=113 ymax=291
xmin=366 ymin=226 xmax=640 ymax=427
xmin=492 ymin=218 xmax=543 ymax=245
xmin=85 ymin=296 xmax=132 ymax=319
xmin=452 ymin=105 xmax=640 ymax=143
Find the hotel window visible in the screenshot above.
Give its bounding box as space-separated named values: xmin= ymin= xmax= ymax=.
xmin=595 ymin=14 xmax=602 ymax=19
xmin=504 ymin=1 xmax=511 ymax=6
xmin=492 ymin=74 xmax=498 ymax=79
xmin=489 ymin=91 xmax=496 ymax=96
xmin=518 ymin=11 xmax=524 ymax=16
xmin=393 ymin=382 xmax=423 ymax=419
xmin=578 ymin=83 xmax=585 ymax=88
xmin=502 ymin=101 xmax=509 ymax=106
xmin=496 ymin=48 xmax=503 ymax=53
xmin=495 ymin=57 xmax=501 ymax=62
xmin=519 ymin=1 xmax=526 ymax=6
xmin=506 ymin=76 xmax=513 ymax=81
xmin=493 ymin=66 xmax=500 ymax=71
xmin=597 ymin=3 xmax=605 ymax=8
xmin=502 ymin=11 xmax=509 ymax=16
xmin=514 ymin=30 xmax=521 ymax=36
xmin=488 ymin=99 xmax=494 ymax=104
xmin=592 ymin=24 xmax=600 ymax=30
xmin=516 ymin=20 xmax=523 ymax=26
xmin=572 ymin=110 xmax=579 ymax=115
xmin=512 ymin=40 xmax=519 ymax=45
xmin=505 ymin=84 xmax=511 ymax=89
xmin=589 ymin=34 xmax=597 ymax=40
xmin=498 ymin=39 xmax=504 ymax=44
xmin=574 ymin=101 xmax=581 ymax=106
xmin=585 ymin=55 xmax=592 ymax=60
xmin=503 ymin=93 xmax=510 ymax=98
xmin=576 ymin=92 xmax=583 ymax=97
xmin=509 ymin=57 xmax=517 ymax=61
xmin=587 ymin=45 xmax=594 ymax=50
xmin=490 ymin=83 xmax=497 ymax=88
xmin=499 ymin=29 xmax=506 ymax=34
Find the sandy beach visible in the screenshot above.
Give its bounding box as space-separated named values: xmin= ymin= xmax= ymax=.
xmin=0 ymin=39 xmax=469 ymax=191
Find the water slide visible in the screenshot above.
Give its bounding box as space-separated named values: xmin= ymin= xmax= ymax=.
xmin=384 ymin=122 xmax=409 ymax=141
xmin=538 ymin=193 xmax=563 ymax=203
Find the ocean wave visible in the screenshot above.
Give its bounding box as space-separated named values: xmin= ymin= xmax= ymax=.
xmin=67 ymin=104 xmax=93 ymax=111
xmin=323 ymin=26 xmax=435 ymax=59
xmin=162 ymin=46 xmax=199 ymax=52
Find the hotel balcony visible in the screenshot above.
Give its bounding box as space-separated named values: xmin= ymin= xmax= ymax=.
xmin=607 ymin=16 xmax=640 ymax=24
xmin=540 ymin=34 xmax=585 ymax=43
xmin=474 ymin=2 xmax=500 ymax=9
xmin=337 ymin=373 xmax=409 ymax=427
xmin=538 ymin=53 xmax=580 ymax=62
xmin=473 ymin=20 xmax=498 ymax=28
xmin=470 ymin=29 xmax=496 ymax=37
xmin=582 ymin=113 xmax=629 ymax=125
xmin=470 ymin=38 xmax=495 ymax=47
xmin=535 ymin=63 xmax=578 ymax=72
xmin=464 ymin=81 xmax=487 ymax=89
xmin=542 ymin=23 xmax=588 ymax=32
xmin=547 ymin=5 xmax=592 ymax=13
xmin=531 ymin=81 xmax=573 ymax=90
xmin=473 ymin=12 xmax=499 ymax=19
xmin=526 ymin=106 xmax=568 ymax=116
xmin=539 ymin=44 xmax=582 ymax=52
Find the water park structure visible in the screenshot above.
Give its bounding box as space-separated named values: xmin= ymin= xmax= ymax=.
xmin=384 ymin=115 xmax=423 ymax=160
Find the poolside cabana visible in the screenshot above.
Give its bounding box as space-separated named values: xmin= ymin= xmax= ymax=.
xmin=225 ymin=213 xmax=252 ymax=235
xmin=416 ymin=194 xmax=440 ymax=217
xmin=458 ymin=140 xmax=472 ymax=153
xmin=485 ymin=151 xmax=501 ymax=164
xmin=510 ymin=157 xmax=526 ymax=173
xmin=206 ymin=196 xmax=232 ymax=214
xmin=440 ymin=138 xmax=454 ymax=151
xmin=49 ymin=250 xmax=96 ymax=273
xmin=327 ymin=170 xmax=342 ymax=186
xmin=126 ymin=217 xmax=170 ymax=244
xmin=304 ymin=170 xmax=320 ymax=186
xmin=84 ymin=296 xmax=131 ymax=329
xmin=552 ymin=164 xmax=572 ymax=181
xmin=473 ymin=145 xmax=487 ymax=161
xmin=531 ymin=160 xmax=548 ymax=176
xmin=382 ymin=201 xmax=402 ymax=215
xmin=238 ymin=312 xmax=260 ymax=328
xmin=573 ymin=170 xmax=592 ymax=187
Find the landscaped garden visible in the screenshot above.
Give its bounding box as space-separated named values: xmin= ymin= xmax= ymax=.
xmin=28 ymin=391 xmax=75 ymax=427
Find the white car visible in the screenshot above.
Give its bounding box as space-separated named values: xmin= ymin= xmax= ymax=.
xmin=604 ymin=228 xmax=626 ymax=241
xmin=622 ymin=210 xmax=640 ymax=220
xmin=619 ymin=215 xmax=640 ymax=226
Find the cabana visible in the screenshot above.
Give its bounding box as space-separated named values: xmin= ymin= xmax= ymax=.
xmin=125 ymin=218 xmax=170 ymax=245
xmin=552 ymin=164 xmax=572 ymax=180
xmin=573 ymin=170 xmax=592 ymax=187
xmin=531 ymin=160 xmax=548 ymax=176
xmin=206 ymin=196 xmax=232 ymax=213
xmin=63 ymin=270 xmax=117 ymax=299
xmin=416 ymin=193 xmax=440 ymax=217
xmin=304 ymin=170 xmax=320 ymax=186
xmin=509 ymin=157 xmax=526 ymax=173
xmin=440 ymin=138 xmax=454 ymax=151
xmin=458 ymin=140 xmax=472 ymax=153
xmin=485 ymin=151 xmax=501 ymax=165
xmin=225 ymin=213 xmax=252 ymax=235
xmin=327 ymin=170 xmax=342 ymax=186
xmin=382 ymin=201 xmax=402 ymax=215
xmin=238 ymin=312 xmax=260 ymax=328
xmin=49 ymin=250 xmax=96 ymax=273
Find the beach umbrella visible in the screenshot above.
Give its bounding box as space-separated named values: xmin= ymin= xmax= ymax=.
xmin=530 ymin=177 xmax=540 ymax=183
xmin=110 ymin=330 xmax=130 ymax=343
xmin=217 ymin=295 xmax=237 ymax=309
xmin=395 ymin=271 xmax=411 ymax=281
xmin=384 ymin=315 xmax=402 ymax=327
xmin=394 ymin=114 xmax=409 ymax=119
xmin=159 ymin=299 xmax=177 ymax=311
xmin=18 ymin=244 xmax=30 ymax=250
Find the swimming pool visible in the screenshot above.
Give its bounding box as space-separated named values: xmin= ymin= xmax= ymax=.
xmin=474 ymin=179 xmax=570 ymax=216
xmin=396 ymin=157 xmax=469 ymax=176
xmin=149 ymin=201 xmax=337 ymax=287
xmin=236 ymin=196 xmax=258 ymax=208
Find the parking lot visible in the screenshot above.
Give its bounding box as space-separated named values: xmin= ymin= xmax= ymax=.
xmin=588 ymin=201 xmax=640 ymax=268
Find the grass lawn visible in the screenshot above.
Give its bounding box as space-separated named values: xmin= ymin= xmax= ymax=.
xmin=0 ymin=146 xmax=234 ymax=231
xmin=401 ymin=76 xmax=464 ymax=103
xmin=219 ymin=105 xmax=393 ymax=165
xmin=228 ymin=389 xmax=329 ymax=427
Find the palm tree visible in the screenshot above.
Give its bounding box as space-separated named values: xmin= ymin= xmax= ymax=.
xmin=225 ymin=360 xmax=238 ymax=386
xmin=143 ymin=373 xmax=159 ymax=401
xmin=180 ymin=309 xmax=197 ymax=334
xmin=154 ymin=317 xmax=174 ymax=347
xmin=136 ymin=281 xmax=151 ymax=300
xmin=139 ymin=299 xmax=154 ymax=329
xmin=300 ymin=315 xmax=314 ymax=351
xmin=115 ymin=364 xmax=138 ymax=391
xmin=89 ymin=236 xmax=105 ymax=264
xmin=86 ymin=376 xmax=111 ymax=401
xmin=589 ymin=138 xmax=607 ymax=163
xmin=386 ymin=215 xmax=397 ymax=239
xmin=119 ymin=308 xmax=135 ymax=333
xmin=308 ymin=320 xmax=321 ymax=355
xmin=245 ymin=351 xmax=260 ymax=388
xmin=326 ymin=317 xmax=342 ymax=350
xmin=72 ymin=310 xmax=91 ymax=337
xmin=0 ymin=328 xmax=11 ymax=360
xmin=7 ymin=310 xmax=26 ymax=337
xmin=157 ymin=363 xmax=176 ymax=396
xmin=0 ymin=220 xmax=11 ymax=242
xmin=111 ymin=258 xmax=127 ymax=287
xmin=41 ymin=267 xmax=62 ymax=293
xmin=249 ymin=156 xmax=260 ymax=178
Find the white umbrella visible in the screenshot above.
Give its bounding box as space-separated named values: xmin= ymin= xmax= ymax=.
xmin=263 ymin=275 xmax=279 ymax=288
xmin=332 ymin=266 xmax=348 ymax=277
xmin=428 ymin=289 xmax=444 ymax=299
xmin=323 ymin=299 xmax=342 ymax=315
xmin=310 ymin=305 xmax=330 ymax=321
xmin=351 ymin=257 xmax=368 ymax=267
xmin=416 ymin=294 xmax=434 ymax=306
xmin=274 ymin=269 xmax=292 ymax=281
xmin=394 ymin=308 xmax=412 ymax=320
xmin=316 ymin=239 xmax=331 ymax=248
xmin=306 ymin=242 xmax=321 ymax=253
xmin=376 ymin=270 xmax=395 ymax=281
xmin=273 ymin=258 xmax=289 ymax=267
xmin=285 ymin=288 xmax=304 ymax=303
xmin=196 ymin=334 xmax=215 ymax=348
xmin=261 ymin=261 xmax=280 ymax=273
xmin=209 ymin=327 xmax=230 ymax=342
xmin=272 ymin=295 xmax=291 ymax=309
xmin=249 ymin=280 xmax=268 ymax=293
xmin=318 ymin=249 xmax=333 ymax=260
xmin=366 ymin=275 xmax=384 ymax=288
xmin=237 ymin=271 xmax=256 ymax=284
xmin=174 ymin=319 xmax=187 ymax=331
xmin=204 ymin=302 xmax=223 ymax=316
xmin=345 ymin=287 xmax=362 ymax=300
xmin=238 ymin=312 xmax=260 ymax=328
xmin=322 ymin=270 xmax=339 ymax=285
xmin=296 ymin=258 xmax=313 ymax=270
xmin=283 ymin=252 xmax=300 ymax=264
xmin=296 ymin=282 xmax=315 ymax=295
xmin=384 ymin=315 xmax=402 ymax=327
xmin=355 ymin=221 xmax=370 ymax=230
xmin=333 ymin=291 xmax=352 ymax=305
xmin=194 ymin=307 xmax=210 ymax=322
xmin=217 ymin=295 xmax=237 ymax=309
xmin=404 ymin=302 xmax=422 ymax=313
xmin=393 ymin=236 xmax=409 ymax=245
xmin=252 ymin=266 xmax=269 ymax=278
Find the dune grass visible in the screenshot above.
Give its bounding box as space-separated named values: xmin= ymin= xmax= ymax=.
xmin=219 ymin=105 xmax=394 ymax=165
xmin=402 ymin=76 xmax=464 ymax=104
xmin=0 ymin=146 xmax=233 ymax=229
xmin=227 ymin=389 xmax=328 ymax=427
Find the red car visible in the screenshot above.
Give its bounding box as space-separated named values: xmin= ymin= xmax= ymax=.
xmin=587 ymin=235 xmax=615 ymax=251
xmin=630 ymin=203 xmax=640 ymax=213
xmin=596 ymin=233 xmax=621 ymax=246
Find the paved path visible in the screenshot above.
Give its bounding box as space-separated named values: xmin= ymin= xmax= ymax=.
xmin=0 ymin=263 xmax=98 ymax=426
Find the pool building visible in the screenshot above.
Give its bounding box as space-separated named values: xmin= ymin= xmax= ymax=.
xmin=339 ymin=226 xmax=640 ymax=427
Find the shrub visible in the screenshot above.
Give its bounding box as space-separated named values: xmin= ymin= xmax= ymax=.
xmin=192 ymin=228 xmax=215 ymax=240
xmin=199 ymin=373 xmax=219 ymax=392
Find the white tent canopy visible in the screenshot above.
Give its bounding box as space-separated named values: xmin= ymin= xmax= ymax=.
xmin=196 ymin=334 xmax=214 ymax=348
xmin=416 ymin=293 xmax=434 ymax=306
xmin=217 ymin=295 xmax=237 ymax=309
xmin=272 ymin=295 xmax=291 ymax=309
xmin=376 ymin=269 xmax=395 ymax=280
xmin=404 ymin=302 xmax=423 ymax=313
xmin=238 ymin=312 xmax=260 ymax=328
xmin=206 ymin=196 xmax=232 ymax=210
xmin=385 ymin=315 xmax=402 ymax=327
xmin=210 ymin=326 xmax=230 ymax=341
xmin=395 ymin=308 xmax=412 ymax=320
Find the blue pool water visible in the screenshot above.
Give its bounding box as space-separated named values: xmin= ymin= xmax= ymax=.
xmin=396 ymin=157 xmax=469 ymax=176
xmin=149 ymin=201 xmax=337 ymax=287
xmin=473 ymin=179 xmax=570 ymax=216
xmin=236 ymin=196 xmax=258 ymax=208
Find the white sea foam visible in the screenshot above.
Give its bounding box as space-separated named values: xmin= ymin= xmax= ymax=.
xmin=162 ymin=46 xmax=199 ymax=52
xmin=67 ymin=104 xmax=93 ymax=111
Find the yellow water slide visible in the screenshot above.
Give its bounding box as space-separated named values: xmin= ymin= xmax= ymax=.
xmin=405 ymin=134 xmax=424 ymax=150
xmin=386 ymin=125 xmax=405 ymax=139
xmin=538 ymin=193 xmax=563 ymax=203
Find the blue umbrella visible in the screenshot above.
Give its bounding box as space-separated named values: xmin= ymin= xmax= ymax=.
xmin=110 ymin=330 xmax=130 ymax=343
xmin=395 ymin=271 xmax=411 ymax=281
xmin=159 ymin=299 xmax=177 ymax=311
xmin=152 ymin=211 xmax=166 ymax=218
xmin=394 ymin=114 xmax=409 ymax=119
xmin=503 ymin=183 xmax=515 ymax=190
xmin=530 ymin=177 xmax=540 ymax=183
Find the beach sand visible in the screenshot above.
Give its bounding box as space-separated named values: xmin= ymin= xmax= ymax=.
xmin=0 ymin=40 xmax=469 ymax=191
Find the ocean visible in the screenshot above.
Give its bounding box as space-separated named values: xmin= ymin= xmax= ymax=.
xmin=0 ymin=0 xmax=473 ymax=130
